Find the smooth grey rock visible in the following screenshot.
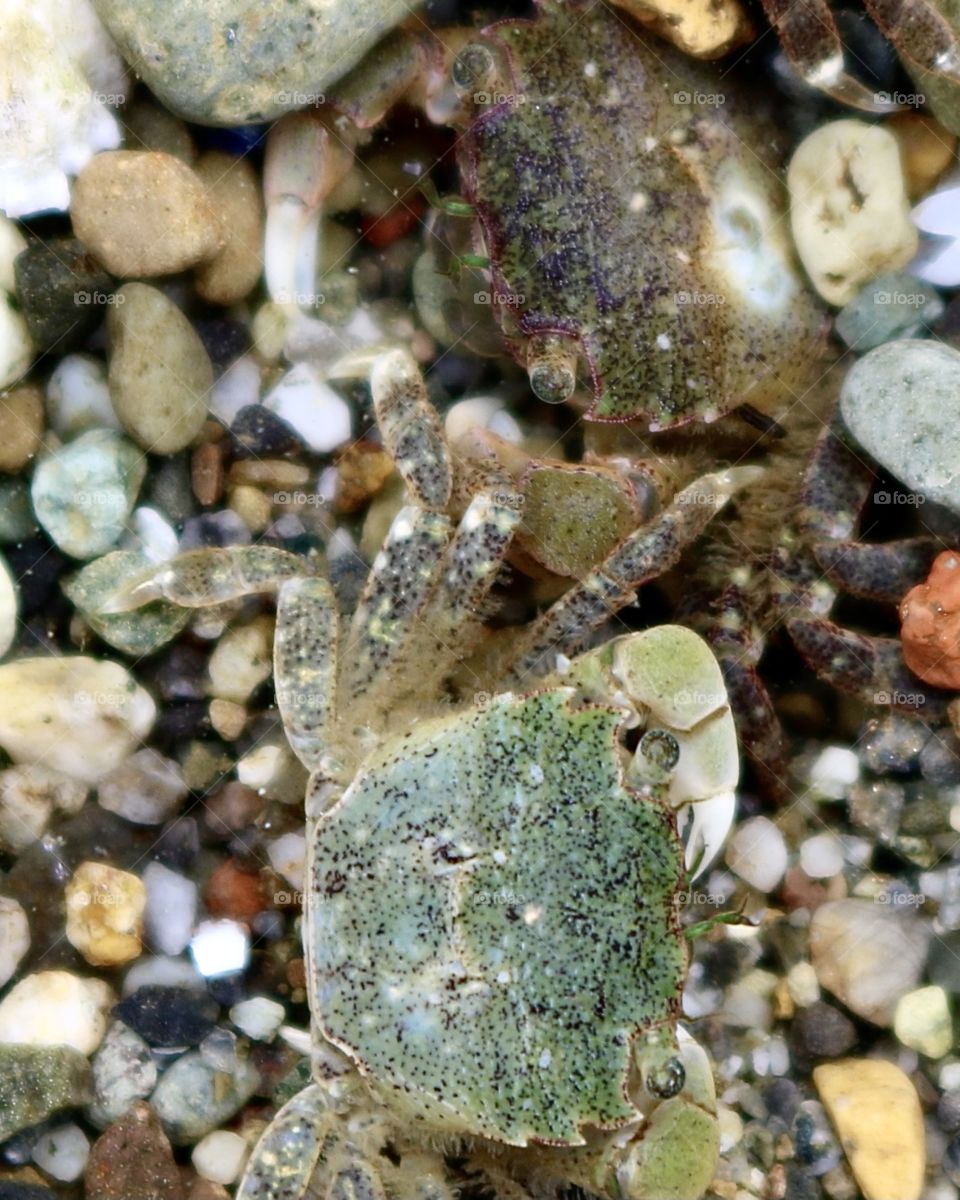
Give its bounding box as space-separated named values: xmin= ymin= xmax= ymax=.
xmin=833 ymin=272 xmax=943 ymax=352
xmin=840 ymin=338 xmax=960 ymax=515
xmin=149 ymin=1048 xmax=259 ymax=1144
xmin=87 ymin=1020 xmax=158 ymax=1129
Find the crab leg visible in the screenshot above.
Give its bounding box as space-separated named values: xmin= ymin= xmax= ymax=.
xmin=864 ymin=0 xmax=960 ymax=81
xmin=235 ymin=1084 xmax=330 ymax=1200
xmin=505 ymin=466 xmax=763 ymax=683
xmin=275 ymin=577 xmax=340 ymax=773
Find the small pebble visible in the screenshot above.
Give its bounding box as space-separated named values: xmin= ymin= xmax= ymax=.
xmin=229 ymin=996 xmax=285 ymax=1041
xmin=121 ymin=96 xmax=196 ymax=162
xmin=0 ymin=384 xmax=44 ymax=473
xmin=228 ymin=483 xmax=273 ymax=533
xmin=787 ymin=961 xmax=821 ymax=1008
xmin=191 ymin=443 xmax=224 ymax=506
xmin=194 ymin=152 xmax=263 ymax=305
xmin=149 ymin=1047 xmax=259 ymax=1144
xmin=791 ymin=1001 xmax=857 ymax=1063
xmin=0 ymin=290 xmax=34 ymax=390
xmin=900 ymin=551 xmax=960 ymax=687
xmin=209 ymin=356 xmax=261 ymax=427
xmin=85 ymin=1101 xmax=183 ymax=1200
xmin=810 ymin=899 xmax=930 ymax=1025
xmin=122 ymin=956 xmax=205 ymax=997
xmin=72 ymin=150 xmax=220 ymax=277
xmin=799 ymin=835 xmax=845 ymax=880
xmin=263 ymin=363 xmax=352 ymax=454
xmin=143 ymin=862 xmax=198 ymax=957
xmin=207 ymin=616 xmax=273 ymax=703
xmin=0 ymin=551 xmax=15 ymax=656
xmin=724 ymin=816 xmax=788 ymax=892
xmin=114 ymin=985 xmax=219 ymax=1048
xmin=191 ymin=1130 xmax=248 ymax=1185
xmin=814 ymin=1059 xmax=925 ymax=1200
xmin=45 ymin=354 xmax=120 ymax=438
xmin=97 ymin=748 xmax=188 ymax=825
xmin=886 ymin=111 xmax=957 ymax=198
xmin=209 ymin=698 xmax=246 ymax=740
xmin=31 ymin=429 xmax=146 ymax=559
xmin=87 ymin=1020 xmax=157 ymax=1129
xmin=0 ymin=656 xmax=155 ymax=783
xmin=0 ymin=1044 xmax=92 ymax=1142
xmin=788 ymin=120 xmax=918 ymax=306
xmin=108 ymin=283 xmax=212 ymax=454
xmin=0 ymin=895 xmax=30 ymax=988
xmin=13 ymin=238 xmax=114 ymax=351
xmin=834 ymin=272 xmax=944 ymax=352
xmin=0 ymin=971 xmax=114 ymax=1055
xmin=205 ymin=859 xmax=264 ymax=920
xmin=267 ymin=831 xmax=307 ymax=892
xmin=31 ymin=1122 xmax=90 ymax=1183
xmin=66 ymin=861 xmax=146 ymax=967
xmin=808 ymin=746 xmax=860 ymax=800
xmin=894 ymin=986 xmax=953 ymax=1058
xmin=189 ymin=919 xmax=250 ymax=978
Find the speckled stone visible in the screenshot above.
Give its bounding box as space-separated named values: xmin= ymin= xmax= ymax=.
xmin=193 ymin=152 xmax=263 ymax=305
xmin=65 ymin=862 xmax=146 ymax=968
xmin=30 ymin=429 xmax=146 ymax=559
xmin=85 ymin=1101 xmax=184 ymax=1200
xmin=0 ymin=1044 xmax=92 ymax=1141
xmin=0 ymin=970 xmax=114 ymax=1054
xmin=0 ymin=384 xmax=44 ymax=474
xmin=87 ymin=1020 xmax=157 ymax=1129
xmin=13 ymin=239 xmax=115 ymax=351
xmin=149 ymin=1048 xmax=259 ymax=1144
xmin=89 ymin=0 xmax=415 ymax=125
xmin=114 ymin=985 xmax=219 ymax=1048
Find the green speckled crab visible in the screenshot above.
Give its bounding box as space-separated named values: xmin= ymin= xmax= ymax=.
xmin=106 ymin=349 xmax=748 ymax=1200
xmin=265 ymin=0 xmax=822 ymax=427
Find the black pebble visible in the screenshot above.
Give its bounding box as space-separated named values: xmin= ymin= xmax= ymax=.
xmin=13 ymin=238 xmax=114 ymax=352
xmin=763 ymin=1077 xmax=801 ymax=1124
xmin=194 ymin=317 xmax=252 ymax=373
xmin=114 ymin=985 xmax=219 ymax=1047
xmin=230 ymin=405 xmax=304 ymax=458
xmin=791 ymin=1001 xmax=857 ymax=1066
xmin=0 ymin=1186 xmax=60 ymax=1200
xmin=207 ymin=972 xmax=248 ymax=1006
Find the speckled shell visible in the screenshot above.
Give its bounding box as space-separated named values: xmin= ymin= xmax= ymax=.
xmin=457 ymin=1 xmax=822 ymax=427
xmin=306 ymin=688 xmax=685 ymax=1146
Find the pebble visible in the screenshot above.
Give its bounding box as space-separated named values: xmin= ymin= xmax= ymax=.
xmin=814 ymin=1059 xmax=925 ymax=1200
xmin=900 ymin=551 xmax=960 ymax=688
xmin=841 ymin=340 xmax=960 ymax=516
xmin=0 ymin=656 xmax=155 ymax=783
xmin=31 ymin=1121 xmax=90 ymax=1182
xmin=149 ymin=1047 xmax=259 ymax=1144
xmin=0 ymin=1044 xmax=92 ymax=1141
xmin=121 ymin=97 xmax=196 ymax=163
xmin=97 ymin=748 xmax=188 ymax=825
xmin=65 ymin=861 xmax=146 ymax=967
xmin=85 ymin=1101 xmax=183 ymax=1200
xmin=72 ymin=151 xmax=220 ymax=277
xmin=262 ymin=363 xmax=352 ymax=454
xmin=191 ymin=443 xmax=224 ymax=507
xmin=787 ymin=961 xmax=821 ymax=1008
xmin=860 ymin=715 xmax=927 ymax=775
xmin=114 ymin=985 xmax=219 ymax=1048
xmin=205 ymin=859 xmax=264 ymax=920
xmin=228 ymin=482 xmax=273 ymax=533
xmin=0 ymin=971 xmax=114 ymax=1055
xmin=90 ymin=0 xmax=413 ymax=124
xmin=209 ymin=698 xmax=246 ymax=740
xmin=87 ymin=1020 xmax=157 ymax=1129
xmin=886 ymin=112 xmax=957 ymax=197
xmin=13 ymin=238 xmax=115 ymax=351
xmin=209 ymin=356 xmax=261 ymax=427
xmin=807 ymin=746 xmax=859 ymax=800
xmin=31 ymin=429 xmax=146 ymax=558
xmin=267 ymin=831 xmax=307 ymax=892
xmin=0 ymin=384 xmax=44 ymax=473
xmin=724 ymin=816 xmax=788 ymax=892
xmin=799 ymin=835 xmax=846 ymax=880
xmin=0 ymin=552 xmax=15 ymax=657
xmin=788 ymin=120 xmax=918 ymax=306
xmin=0 ymin=476 xmax=37 ymax=543
xmin=0 ymin=763 xmax=86 ymax=852
xmin=792 ymin=1001 xmax=858 ymax=1065
xmin=64 ymin=551 xmax=191 ymax=657
xmin=207 ymin=617 xmax=273 ymax=703
xmin=189 ymin=919 xmax=250 ymax=978
xmin=894 ymin=986 xmax=953 ymax=1058
xmin=45 ymin=354 xmax=120 ymax=438
xmin=194 ymin=153 xmax=263 ymax=305
xmin=0 ymin=895 xmax=30 ymax=988
xmin=143 ymin=862 xmax=198 ymax=957
xmin=810 ymin=899 xmax=930 ymax=1025
xmin=108 ymin=283 xmax=213 ymax=454
xmin=0 ymin=289 xmax=35 ymax=390
xmin=122 ymin=956 xmax=205 ymax=998
xmin=191 ymin=1130 xmax=248 ymax=1185
xmin=833 ymin=272 xmax=944 ymax=352
xmin=229 ymin=996 xmax=285 ymax=1041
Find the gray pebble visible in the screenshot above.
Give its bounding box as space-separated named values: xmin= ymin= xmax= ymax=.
xmin=86 ymin=1021 xmax=157 ymax=1130
xmin=149 ymin=1047 xmax=258 ymax=1144
xmin=834 ymin=272 xmax=943 ymax=352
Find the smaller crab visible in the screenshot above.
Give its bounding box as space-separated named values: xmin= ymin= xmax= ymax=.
xmin=105 ymin=347 xmax=751 ymax=1200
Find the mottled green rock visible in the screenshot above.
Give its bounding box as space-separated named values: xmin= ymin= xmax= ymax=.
xmin=13 ymin=239 xmax=114 ymax=352
xmin=0 ymin=1043 xmax=93 ymax=1141
xmin=30 ymin=430 xmax=146 ymax=560
xmin=840 ymin=339 xmax=960 ymax=515
xmin=90 ymin=0 xmax=417 ymax=125
xmin=149 ymin=1048 xmax=259 ymax=1144
xmin=63 ymin=551 xmax=190 ymax=657
xmin=834 ymin=273 xmax=944 ymax=352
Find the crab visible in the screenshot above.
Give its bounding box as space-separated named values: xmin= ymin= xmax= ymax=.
xmin=264 ymin=0 xmax=822 ymax=428
xmin=104 ymin=347 xmax=755 ymax=1200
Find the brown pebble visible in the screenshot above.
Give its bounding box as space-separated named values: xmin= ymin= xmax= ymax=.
xmin=72 ymin=151 xmax=221 ymax=278
xmin=228 ymin=459 xmax=310 ymax=488
xmin=194 ymin=152 xmax=264 ymax=305
xmin=286 ymin=957 xmax=306 ymax=990
xmin=85 ymin=1101 xmax=183 ymax=1200
xmin=335 ymin=441 xmax=394 ymax=513
xmin=0 ymin=384 xmax=44 ymax=472
xmin=191 ymin=442 xmax=225 ymax=506
xmin=121 ymin=98 xmax=196 ymax=164
xmin=781 ymin=866 xmax=830 ymax=913
xmin=203 ymin=781 xmax=262 ymax=837
xmin=205 ymin=859 xmax=265 ymax=919
xmin=886 ymin=111 xmax=957 ymax=199
xmin=209 ymin=698 xmax=246 ymax=741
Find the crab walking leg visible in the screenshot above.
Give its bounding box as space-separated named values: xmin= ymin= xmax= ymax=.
xmin=865 ymin=0 xmax=960 ymax=81
xmin=98 ymin=546 xmax=307 ymax=613
xmin=342 ymin=506 xmax=453 ymax=699
xmin=235 ymin=1084 xmax=330 ymax=1200
xmin=506 ymin=466 xmax=764 ymax=683
xmin=370 ymin=348 xmax=452 ymax=510
xmin=275 ymin=577 xmax=340 ymax=773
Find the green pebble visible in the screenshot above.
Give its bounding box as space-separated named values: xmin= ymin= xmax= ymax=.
xmin=150 ymin=1048 xmax=259 ymax=1144
xmin=0 ymin=476 xmax=38 ymax=543
xmin=13 ymin=239 xmax=114 ymax=353
xmin=0 ymin=1043 xmax=92 ymax=1141
xmin=834 ymin=272 xmax=944 ymax=352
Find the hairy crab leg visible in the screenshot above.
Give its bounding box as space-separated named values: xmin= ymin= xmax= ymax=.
xmin=864 ymin=0 xmax=960 ymax=81
xmin=504 ymin=466 xmax=764 ymax=684
xmin=275 ymin=577 xmax=340 ymax=773
xmin=235 ymin=1084 xmax=330 ymax=1200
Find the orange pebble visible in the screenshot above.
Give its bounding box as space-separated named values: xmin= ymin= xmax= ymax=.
xmin=899 ymin=550 xmax=960 ymax=689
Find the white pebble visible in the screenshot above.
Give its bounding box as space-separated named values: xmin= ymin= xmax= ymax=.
xmin=724 ymin=816 xmax=788 ymax=892
xmin=209 ymin=354 xmax=261 ymax=425
xmin=31 ymin=1121 xmax=90 ymax=1182
xmin=0 ymin=553 xmax=17 ymax=660
xmin=0 ymin=970 xmax=114 ymax=1054
xmin=800 ymin=833 xmax=846 ymax=879
xmin=122 ymin=955 xmax=204 ymax=997
xmin=191 ymin=1129 xmax=248 ymax=1185
xmin=787 ymin=961 xmax=820 ymax=1008
xmin=207 ymin=617 xmax=274 ymax=703
xmin=808 ymin=746 xmax=860 ymax=799
xmin=0 ymin=895 xmax=30 ymax=988
xmin=97 ymin=748 xmax=187 ymax=824
xmin=190 ymin=919 xmax=250 ymax=977
xmin=127 ymin=506 xmax=179 ymax=563
xmin=263 ymin=362 xmax=351 ymax=454
xmin=45 ymin=353 xmax=120 ymax=437
xmin=143 ymin=862 xmax=198 ymax=957
xmin=267 ymin=831 xmax=306 ymax=892
xmin=0 ymin=297 xmax=34 ymax=390
xmin=229 ymin=996 xmax=286 ymax=1041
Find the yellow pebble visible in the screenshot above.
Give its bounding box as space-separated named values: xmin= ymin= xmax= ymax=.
xmin=65 ymin=861 xmax=146 ymax=967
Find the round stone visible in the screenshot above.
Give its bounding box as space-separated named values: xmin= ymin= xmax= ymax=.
xmin=894 ymin=986 xmax=953 ymax=1058
xmin=65 ymin=861 xmax=147 ymax=967
xmin=45 ymin=353 xmax=120 ymax=439
xmin=799 ymin=834 xmax=845 ymax=880
xmin=71 ymin=151 xmax=220 ymax=277
xmin=229 ymin=995 xmax=285 ymax=1041
xmin=31 ymin=1121 xmax=90 ymax=1182
xmin=97 ymin=748 xmax=187 ymax=825
xmin=194 ymin=151 xmax=263 ymax=305
xmin=0 ymin=383 xmax=44 ymax=472
xmin=724 ymin=815 xmax=788 ymax=892
xmin=13 ymin=238 xmax=115 ymax=351
xmin=0 ymin=970 xmax=114 ymax=1055
xmin=840 ymin=339 xmax=960 ymax=516
xmin=87 ymin=1020 xmax=157 ymax=1129
xmin=207 ymin=616 xmax=274 ymax=703
xmin=191 ymin=1129 xmax=248 ymax=1184
xmin=149 ymin=1048 xmax=259 ymax=1144
xmin=107 ymin=283 xmax=212 ymax=454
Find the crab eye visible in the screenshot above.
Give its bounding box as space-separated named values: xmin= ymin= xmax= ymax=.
xmin=645 ymin=1056 xmax=685 ymax=1099
xmin=638 ymin=728 xmax=680 ymax=777
xmin=452 ymin=42 xmax=496 ymax=95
